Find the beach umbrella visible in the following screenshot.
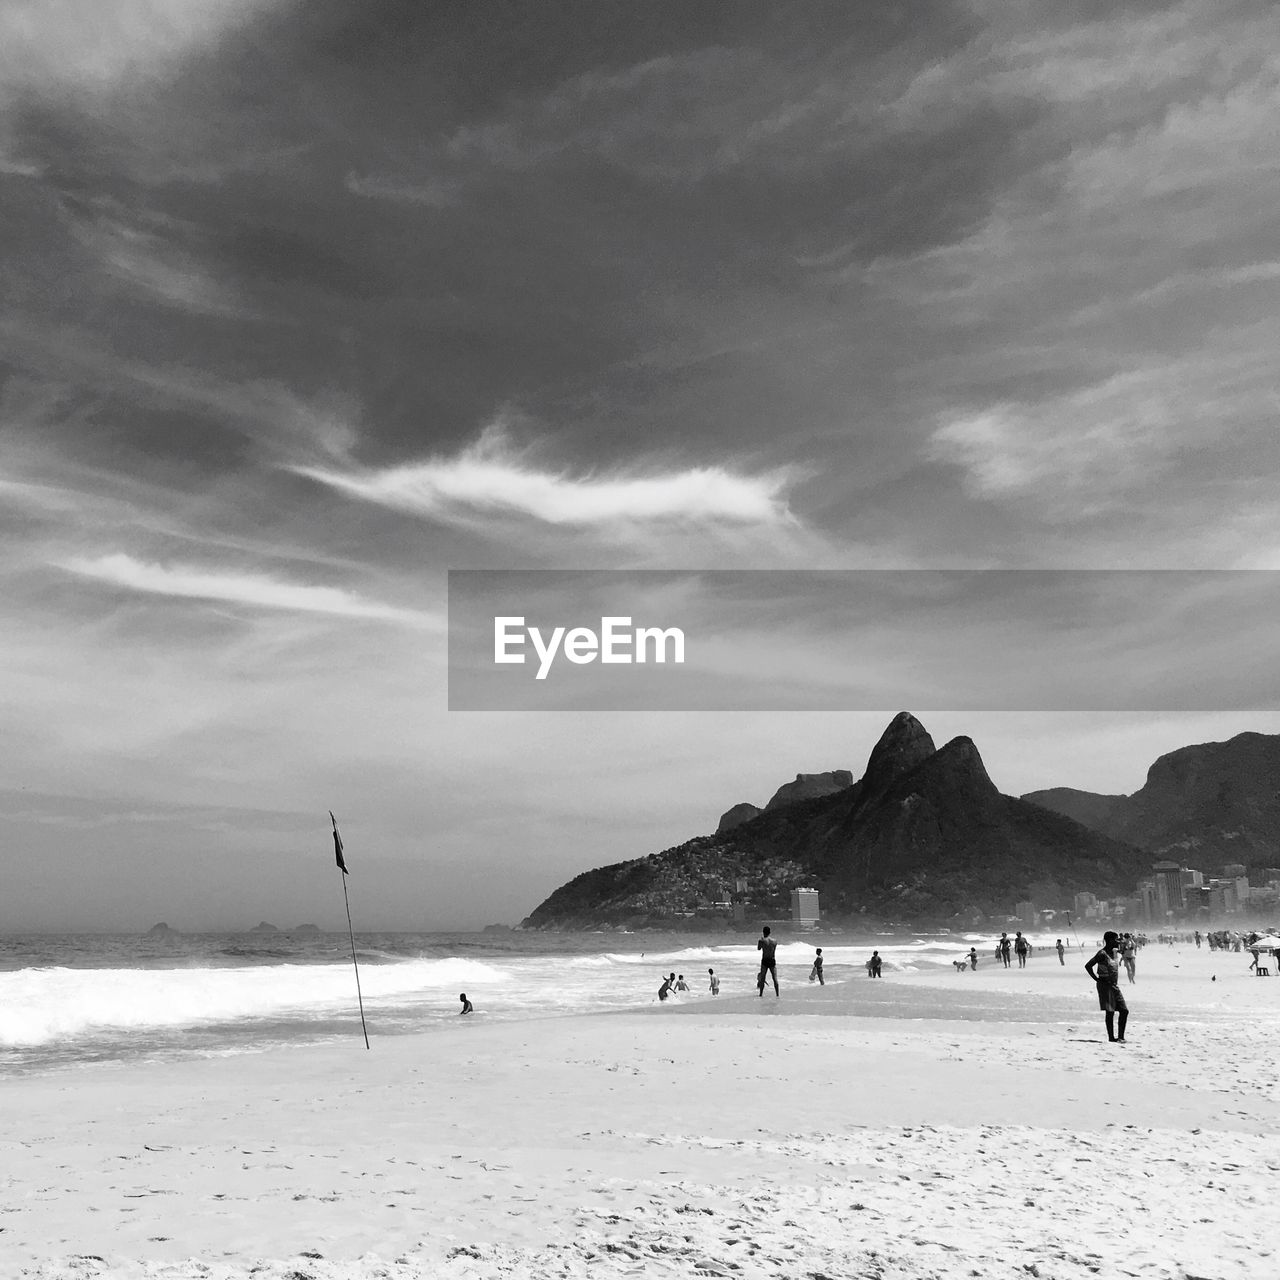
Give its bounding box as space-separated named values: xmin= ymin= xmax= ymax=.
xmin=1247 ymin=936 xmax=1280 ymax=950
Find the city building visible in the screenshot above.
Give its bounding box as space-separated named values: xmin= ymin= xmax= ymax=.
xmin=1152 ymin=861 xmax=1186 ymax=918
xmin=1207 ymin=878 xmax=1240 ymax=913
xmin=790 ymin=887 xmax=820 ymax=928
xmin=1136 ymin=879 xmax=1158 ymax=924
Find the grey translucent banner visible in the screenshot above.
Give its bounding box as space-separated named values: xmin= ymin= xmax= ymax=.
xmin=447 ymin=570 xmax=1280 ymax=711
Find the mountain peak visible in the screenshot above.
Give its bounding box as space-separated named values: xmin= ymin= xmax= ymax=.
xmin=862 ymin=712 xmax=937 ymax=797
xmin=764 ymin=770 xmax=853 ymax=811
xmin=931 ymin=735 xmax=997 ymax=793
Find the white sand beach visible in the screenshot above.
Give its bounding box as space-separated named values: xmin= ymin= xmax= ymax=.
xmin=6 ymin=943 xmax=1280 ymax=1280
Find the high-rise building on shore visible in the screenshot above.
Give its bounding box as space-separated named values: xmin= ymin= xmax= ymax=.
xmin=1152 ymin=861 xmax=1186 ymax=918
xmin=790 ymin=887 xmax=820 ymax=929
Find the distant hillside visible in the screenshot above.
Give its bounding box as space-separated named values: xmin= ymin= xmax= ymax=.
xmin=522 ymin=713 xmax=1151 ymax=929
xmin=1024 ymin=731 xmax=1280 ymax=870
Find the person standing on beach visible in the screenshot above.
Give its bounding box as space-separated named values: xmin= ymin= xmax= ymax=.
xmin=1014 ymin=932 xmax=1029 ymax=968
xmin=459 ymin=993 xmax=473 ymax=1015
xmin=1085 ymin=930 xmax=1129 ymax=1044
xmin=1056 ymin=939 xmax=1065 ymax=965
xmin=757 ymin=931 xmax=778 ymax=998
xmin=968 ymin=947 xmax=978 ymax=970
xmin=708 ymin=968 xmax=720 ymax=995
xmin=757 ymin=926 xmax=780 ymax=996
xmin=810 ymin=948 xmax=824 ymax=985
xmin=869 ymin=950 xmax=882 ymax=978
xmin=1121 ymin=934 xmax=1137 ymax=983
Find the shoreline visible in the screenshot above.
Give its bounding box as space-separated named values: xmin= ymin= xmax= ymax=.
xmin=6 ymin=945 xmax=1280 ymax=1279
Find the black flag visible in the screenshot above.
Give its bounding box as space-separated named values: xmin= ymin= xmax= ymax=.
xmin=330 ymin=810 xmax=348 ymax=874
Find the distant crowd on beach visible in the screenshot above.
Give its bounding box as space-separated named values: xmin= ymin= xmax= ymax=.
xmin=651 ymin=920 xmax=1280 ymax=1007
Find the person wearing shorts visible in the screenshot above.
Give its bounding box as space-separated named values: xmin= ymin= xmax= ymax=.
xmin=757 ymin=926 xmax=779 ymax=997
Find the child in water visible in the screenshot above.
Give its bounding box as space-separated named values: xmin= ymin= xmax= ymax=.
xmin=708 ymin=968 xmax=720 ymax=995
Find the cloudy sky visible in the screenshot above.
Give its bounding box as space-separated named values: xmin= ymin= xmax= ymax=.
xmin=3 ymin=0 xmax=1279 ymax=932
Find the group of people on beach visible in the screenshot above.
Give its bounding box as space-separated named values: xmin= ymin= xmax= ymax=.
xmin=655 ymin=927 xmax=834 ymax=1001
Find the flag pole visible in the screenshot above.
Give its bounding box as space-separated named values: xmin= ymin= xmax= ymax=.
xmin=330 ymin=811 xmax=370 ymax=1049
xmin=1066 ymin=909 xmax=1082 ymax=951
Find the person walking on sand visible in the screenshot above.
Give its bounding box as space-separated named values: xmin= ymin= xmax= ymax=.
xmin=459 ymin=993 xmax=474 ymax=1015
xmin=1121 ymin=934 xmax=1137 ymax=984
xmin=999 ymin=933 xmax=1012 ymax=968
xmin=1085 ymin=930 xmax=1129 ymax=1044
xmin=810 ymin=947 xmax=825 ymax=985
xmin=708 ymin=968 xmax=720 ymax=995
xmin=757 ymin=926 xmax=780 ymax=997
xmin=969 ymin=947 xmax=978 ymax=970
xmin=1056 ymin=938 xmax=1066 ymax=965
xmin=1014 ymin=932 xmax=1029 ymax=968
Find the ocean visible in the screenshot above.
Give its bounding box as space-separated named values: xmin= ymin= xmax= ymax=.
xmin=0 ymin=928 xmax=1065 ymax=1077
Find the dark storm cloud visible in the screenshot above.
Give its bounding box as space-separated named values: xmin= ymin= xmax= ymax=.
xmin=4 ymin=0 xmax=1280 ymax=928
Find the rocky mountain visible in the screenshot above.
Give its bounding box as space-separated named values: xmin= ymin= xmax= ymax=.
xmin=1023 ymin=731 xmax=1280 ymax=869
xmin=716 ymin=770 xmax=853 ymax=833
xmin=522 ymin=713 xmax=1152 ymax=929
xmin=716 ymin=802 xmax=763 ymax=834
xmin=764 ymin=770 xmax=853 ymax=811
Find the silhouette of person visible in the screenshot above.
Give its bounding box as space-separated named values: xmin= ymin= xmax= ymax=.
xmin=708 ymin=968 xmax=720 ymax=995
xmin=1085 ymin=930 xmax=1129 ymax=1044
xmin=968 ymin=947 xmax=978 ymax=970
xmin=459 ymin=993 xmax=473 ymax=1015
xmin=810 ymin=947 xmax=824 ymax=985
xmin=757 ymin=926 xmax=779 ymax=997
xmin=1056 ymin=939 xmax=1065 ymax=965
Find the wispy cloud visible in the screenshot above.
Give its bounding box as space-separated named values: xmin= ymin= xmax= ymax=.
xmin=0 ymin=0 xmax=284 ymax=101
xmin=60 ymin=197 xmax=249 ymax=317
xmin=344 ymin=171 xmax=461 ymax=209
xmin=292 ymin=424 xmax=801 ymax=532
xmin=60 ymin=553 xmax=439 ymax=628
